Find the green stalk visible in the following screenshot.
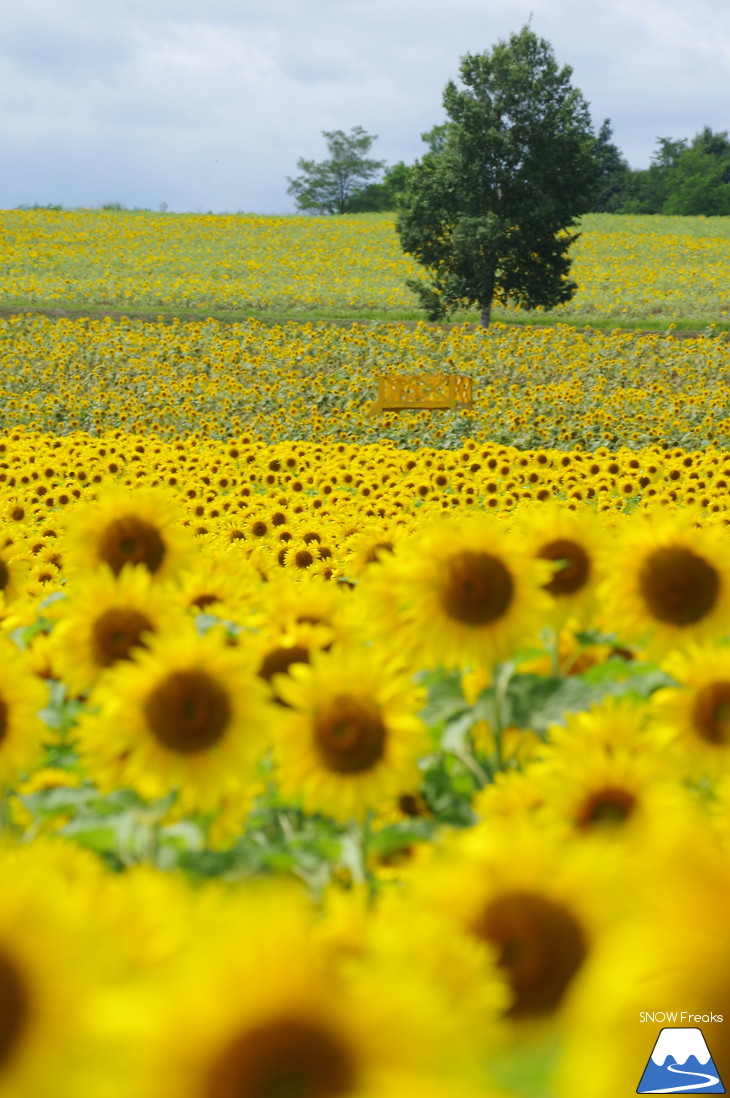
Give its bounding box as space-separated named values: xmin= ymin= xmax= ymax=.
xmin=491 ymin=661 xmax=514 ymax=774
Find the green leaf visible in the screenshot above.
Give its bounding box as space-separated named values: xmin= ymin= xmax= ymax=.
xmin=418 ymin=669 xmax=468 ymax=726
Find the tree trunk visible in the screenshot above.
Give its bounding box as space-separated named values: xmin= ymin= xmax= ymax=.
xmin=479 ymin=302 xmax=492 ymax=328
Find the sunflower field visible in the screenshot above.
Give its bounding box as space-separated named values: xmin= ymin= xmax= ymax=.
xmin=0 ymin=210 xmax=729 ymax=1098
xmin=3 ymin=208 xmax=730 ymax=323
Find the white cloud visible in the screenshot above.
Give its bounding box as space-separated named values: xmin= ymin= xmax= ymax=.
xmin=1 ymin=0 xmax=728 ymax=210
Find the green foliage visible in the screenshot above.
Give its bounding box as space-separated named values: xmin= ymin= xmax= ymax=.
xmin=396 ymin=26 xmax=598 ymax=326
xmin=591 ymin=120 xmax=632 ymax=213
xmin=286 ymin=126 xmax=386 ymax=215
xmin=420 ymin=123 xmax=450 ymax=156
xmin=606 ymin=128 xmax=730 ymax=215
xmin=345 ymin=162 xmax=413 ymax=213
xmin=663 ymin=129 xmax=730 ymax=215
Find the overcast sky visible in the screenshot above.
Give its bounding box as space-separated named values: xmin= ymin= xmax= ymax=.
xmin=2 ymin=0 xmax=728 ymax=214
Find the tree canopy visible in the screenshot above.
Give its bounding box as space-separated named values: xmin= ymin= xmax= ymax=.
xmin=286 ymin=127 xmax=386 ymax=215
xmin=395 ymin=26 xmax=598 ymax=326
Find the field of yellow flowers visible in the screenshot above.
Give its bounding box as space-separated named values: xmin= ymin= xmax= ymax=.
xmin=0 ymin=211 xmax=728 ymax=1098
xmin=2 ymin=208 xmax=730 ymax=324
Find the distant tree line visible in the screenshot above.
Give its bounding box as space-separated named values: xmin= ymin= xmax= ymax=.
xmin=593 ymin=124 xmax=730 ymax=214
xmin=288 ymin=122 xmax=730 ymax=217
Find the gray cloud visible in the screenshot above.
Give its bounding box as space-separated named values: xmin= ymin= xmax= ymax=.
xmin=1 ymin=0 xmax=728 ymax=212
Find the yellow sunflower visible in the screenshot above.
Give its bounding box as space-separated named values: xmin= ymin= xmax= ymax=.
xmin=353 ymin=887 xmax=510 ymax=1059
xmin=556 ymin=815 xmax=730 ymax=1098
xmin=544 ymin=694 xmax=670 ymax=762
xmin=651 ymin=641 xmax=730 ymax=775
xmin=0 ymin=639 xmax=47 ymax=788
xmin=251 ymin=579 xmax=370 ymax=706
xmin=143 ymin=881 xmax=438 ymax=1098
xmin=253 ymin=574 xmax=365 ymax=648
xmin=173 ymin=549 xmax=262 ymax=621
xmin=47 ymin=565 xmax=187 ymax=696
xmin=341 ymin=523 xmax=411 ymax=579
xmin=528 ymin=738 xmax=693 ymax=845
xmin=513 ymin=504 xmax=607 ymax=627
xmin=363 ymin=515 xmax=552 ymax=671
xmin=77 ymin=623 xmax=274 ymax=816
xmin=63 ymin=482 xmax=196 ymax=583
xmin=472 ymin=767 xmax=547 ymax=824
xmin=271 ymin=646 xmax=428 ymax=823
xmin=0 ymin=541 xmax=31 ymax=614
xmin=407 ymin=820 xmax=618 ymax=1027
xmin=0 ymin=846 xmax=117 ymax=1098
xmin=598 ymin=511 xmax=730 ymax=654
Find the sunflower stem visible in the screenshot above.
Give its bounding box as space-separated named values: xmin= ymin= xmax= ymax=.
xmin=550 ymin=627 xmax=561 ymax=677
xmin=491 ymin=661 xmax=514 ymax=774
xmin=0 ymin=787 xmax=13 ymax=832
xmin=457 ymin=742 xmax=490 ymax=788
xmin=349 ymin=812 xmax=375 ymax=898
xmin=145 ymin=819 xmax=161 ymax=867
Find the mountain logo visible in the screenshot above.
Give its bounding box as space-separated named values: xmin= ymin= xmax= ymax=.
xmin=637 ymin=1027 xmax=725 ymax=1093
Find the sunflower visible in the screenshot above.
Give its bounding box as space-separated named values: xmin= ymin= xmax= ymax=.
xmin=47 ymin=565 xmax=187 ymax=696
xmin=528 ymin=738 xmax=692 ymax=844
xmin=271 ymin=646 xmax=428 ymax=823
xmin=170 ymin=549 xmax=261 ymax=621
xmin=556 ymin=815 xmax=730 ymax=1098
xmin=598 ymin=511 xmax=730 ymax=654
xmin=253 ymin=574 xmax=362 ymax=648
xmin=144 ymin=881 xmax=425 ymax=1098
xmin=251 ymin=580 xmax=369 ymax=706
xmin=0 ymin=846 xmax=117 ymax=1098
xmin=650 ymin=641 xmax=730 ymax=775
xmin=545 ymin=693 xmax=670 ymax=762
xmin=0 ymin=640 xmax=47 ymax=788
xmin=407 ymin=820 xmax=616 ymax=1026
xmin=77 ymin=623 xmax=274 ymax=816
xmin=63 ymin=483 xmax=196 ymax=583
xmin=341 ymin=523 xmax=411 ymax=579
xmin=513 ymin=504 xmax=607 ymax=627
xmin=363 ymin=515 xmax=552 ymax=671
xmin=354 ymin=888 xmax=510 ymax=1059
xmin=0 ymin=540 xmax=31 ymax=613
xmin=472 ymin=767 xmax=548 ymax=826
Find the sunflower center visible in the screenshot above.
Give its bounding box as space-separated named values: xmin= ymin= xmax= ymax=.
xmin=440 ymin=550 xmax=514 ymax=626
xmin=144 ymin=670 xmax=231 ymax=754
xmin=576 ymin=787 xmax=637 ymax=829
xmin=258 ymin=646 xmax=311 ymax=707
xmin=314 ymin=696 xmax=386 ymax=774
xmin=398 ymin=793 xmax=425 ymax=817
xmin=692 ymin=682 xmax=730 ymax=745
xmin=537 ymin=538 xmax=590 ymax=597
xmin=191 ymin=594 xmax=220 ymax=610
xmin=204 ymin=1016 xmax=357 ymax=1098
xmin=638 ymin=546 xmax=720 ymax=625
xmin=363 ymin=541 xmax=394 ymax=565
xmin=0 ymin=560 xmax=9 ymax=591
xmin=0 ymin=949 xmax=28 ymax=1067
xmin=91 ymin=607 xmax=154 ymax=667
xmin=98 ymin=516 xmax=166 ymax=576
xmin=472 ymin=890 xmax=588 ymax=1018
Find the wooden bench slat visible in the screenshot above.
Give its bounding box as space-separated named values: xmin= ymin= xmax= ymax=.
xmin=369 ymin=374 xmax=473 ymax=414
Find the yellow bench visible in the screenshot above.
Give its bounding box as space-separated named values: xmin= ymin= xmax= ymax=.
xmin=368 ymin=374 xmax=473 ymax=414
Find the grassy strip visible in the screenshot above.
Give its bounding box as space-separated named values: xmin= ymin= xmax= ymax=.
xmin=0 ymin=300 xmax=729 ymax=336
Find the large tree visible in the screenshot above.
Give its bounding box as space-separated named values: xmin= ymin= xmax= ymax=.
xmin=286 ymin=126 xmax=385 ymax=215
xmin=396 ymin=27 xmax=598 ymax=326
